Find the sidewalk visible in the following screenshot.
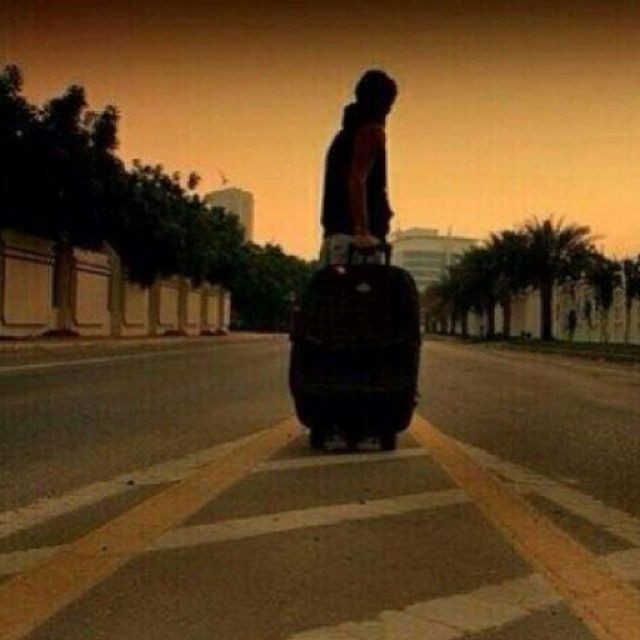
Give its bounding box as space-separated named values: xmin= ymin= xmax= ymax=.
xmin=427 ymin=333 xmax=640 ymax=365
xmin=494 ymin=337 xmax=640 ymax=364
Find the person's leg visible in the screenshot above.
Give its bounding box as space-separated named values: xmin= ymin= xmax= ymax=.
xmin=318 ymin=238 xmax=331 ymax=269
xmin=318 ymin=235 xmax=352 ymax=267
xmin=318 ymin=235 xmax=384 ymax=267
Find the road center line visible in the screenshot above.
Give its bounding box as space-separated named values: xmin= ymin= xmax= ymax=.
xmin=411 ymin=414 xmax=640 ymax=640
xmin=0 ymin=416 xmax=298 ymax=640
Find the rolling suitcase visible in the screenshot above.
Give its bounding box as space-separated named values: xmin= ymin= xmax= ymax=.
xmin=289 ymin=243 xmax=421 ymax=451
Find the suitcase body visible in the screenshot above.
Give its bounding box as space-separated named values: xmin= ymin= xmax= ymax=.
xmin=289 ymin=256 xmax=421 ymax=450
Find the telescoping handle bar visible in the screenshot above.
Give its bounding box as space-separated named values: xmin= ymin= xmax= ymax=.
xmin=347 ymin=241 xmax=392 ymax=266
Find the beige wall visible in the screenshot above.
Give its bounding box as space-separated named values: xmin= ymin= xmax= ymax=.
xmin=460 ymin=284 xmax=640 ymax=345
xmin=631 ymin=300 xmax=640 ymax=345
xmin=221 ymin=291 xmax=232 ymax=330
xmin=184 ymin=288 xmax=201 ymax=336
xmin=0 ymin=230 xmax=55 ymax=337
xmin=553 ymin=281 xmax=640 ymax=345
xmin=203 ymin=286 xmax=221 ymax=330
xmin=0 ymin=230 xmax=231 ymax=339
xmin=157 ymin=279 xmax=180 ymax=332
xmin=73 ymin=248 xmax=112 ymax=336
xmin=121 ymin=281 xmax=149 ymax=337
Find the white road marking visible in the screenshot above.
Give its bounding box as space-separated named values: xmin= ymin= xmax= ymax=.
xmin=287 ymin=573 xmax=560 ymax=639
xmin=7 ymin=546 xmax=640 ymax=639
xmin=604 ymin=547 xmax=640 ymax=580
xmin=0 ymin=436 xmax=243 ymax=541
xmin=0 ymin=439 xmax=427 ymax=543
xmin=0 ymin=546 xmax=67 ymax=577
xmin=458 ymin=441 xmax=640 ymax=546
xmin=151 ymin=489 xmax=468 ymax=551
xmin=0 ymin=341 xmax=257 ymax=375
xmin=0 ymin=490 xmax=469 ymax=576
xmin=254 ymin=448 xmax=427 ymax=472
xmin=289 ymin=549 xmax=640 ymax=639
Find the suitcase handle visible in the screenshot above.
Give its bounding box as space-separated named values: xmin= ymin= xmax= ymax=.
xmin=347 ymin=241 xmax=392 ymax=266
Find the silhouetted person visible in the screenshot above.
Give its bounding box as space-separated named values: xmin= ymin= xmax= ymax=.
xmin=568 ymin=308 xmax=577 ymax=341
xmin=319 ymin=70 xmax=397 ymax=266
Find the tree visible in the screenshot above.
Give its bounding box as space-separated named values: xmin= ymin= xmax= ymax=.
xmin=36 ymin=85 xmax=123 ymax=249
xmin=455 ymin=246 xmax=500 ymax=339
xmin=584 ymin=253 xmax=621 ymax=343
xmin=622 ymin=257 xmax=640 ymax=344
xmin=487 ymin=230 xmax=528 ymax=338
xmin=109 ymin=162 xmax=187 ymax=286
xmin=0 ymin=65 xmax=310 ymax=330
xmin=0 ymin=65 xmax=38 ymax=234
xmin=0 ymin=68 xmax=125 ymax=249
xmin=201 ymin=206 xmax=246 ymax=288
xmin=521 ymin=217 xmax=594 ymax=341
xmin=423 ymin=278 xmax=455 ymax=335
xmin=231 ymin=243 xmax=314 ymax=331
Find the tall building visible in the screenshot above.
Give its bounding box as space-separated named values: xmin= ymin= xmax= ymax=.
xmin=389 ymin=227 xmax=479 ymax=293
xmin=204 ymin=188 xmax=255 ymax=241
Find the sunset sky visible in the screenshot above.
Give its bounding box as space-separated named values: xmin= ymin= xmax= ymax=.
xmin=2 ymin=0 xmax=640 ymax=258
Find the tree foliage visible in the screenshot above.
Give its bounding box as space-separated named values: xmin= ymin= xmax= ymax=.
xmin=423 ymin=216 xmax=620 ymax=342
xmin=0 ymin=65 xmax=314 ymax=331
xmin=231 ymin=244 xmax=314 ymax=331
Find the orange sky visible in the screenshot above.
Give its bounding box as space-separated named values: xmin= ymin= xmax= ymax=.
xmin=2 ymin=0 xmax=640 ymax=258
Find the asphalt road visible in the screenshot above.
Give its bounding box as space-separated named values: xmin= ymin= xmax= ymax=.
xmin=2 ymin=335 xmax=640 ymax=639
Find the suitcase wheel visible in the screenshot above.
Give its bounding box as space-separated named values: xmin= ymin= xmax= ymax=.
xmin=380 ymin=431 xmax=397 ymax=451
xmin=309 ymin=428 xmax=326 ymax=451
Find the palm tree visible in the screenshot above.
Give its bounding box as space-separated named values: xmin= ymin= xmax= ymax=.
xmin=487 ymin=230 xmax=528 ymax=338
xmin=423 ymin=280 xmax=454 ymax=334
xmin=585 ymin=253 xmax=621 ymax=343
xmin=622 ymin=257 xmax=640 ymax=343
xmin=521 ymin=217 xmax=594 ymax=341
xmin=456 ymin=246 xmax=500 ymax=339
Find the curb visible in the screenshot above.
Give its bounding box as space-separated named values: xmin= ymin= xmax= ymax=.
xmin=0 ymin=332 xmax=284 ymax=353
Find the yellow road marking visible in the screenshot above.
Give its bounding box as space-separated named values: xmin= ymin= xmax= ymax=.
xmin=0 ymin=417 xmax=298 ymax=640
xmin=411 ymin=414 xmax=640 ymax=640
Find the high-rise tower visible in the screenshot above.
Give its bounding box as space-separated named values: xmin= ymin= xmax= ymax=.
xmin=204 ymin=188 xmax=255 ymax=241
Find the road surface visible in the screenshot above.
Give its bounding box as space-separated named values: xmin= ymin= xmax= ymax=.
xmin=2 ymin=335 xmax=640 ymax=639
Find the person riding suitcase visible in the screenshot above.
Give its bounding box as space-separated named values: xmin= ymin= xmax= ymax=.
xmin=290 ymin=70 xmax=420 ymax=451
xmin=319 ymin=69 xmax=397 ymax=266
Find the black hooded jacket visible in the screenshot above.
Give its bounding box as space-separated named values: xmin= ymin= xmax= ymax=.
xmin=321 ymin=103 xmax=393 ymax=240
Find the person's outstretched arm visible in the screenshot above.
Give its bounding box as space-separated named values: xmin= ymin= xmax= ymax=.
xmin=348 ymin=124 xmax=385 ymax=246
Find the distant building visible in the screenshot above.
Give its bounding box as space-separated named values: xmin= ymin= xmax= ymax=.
xmin=389 ymin=227 xmax=479 ymax=293
xmin=204 ymin=188 xmax=255 ymax=241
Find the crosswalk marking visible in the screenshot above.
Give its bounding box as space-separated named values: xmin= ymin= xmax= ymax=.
xmin=254 ymin=447 xmax=427 ymax=472
xmin=0 ymin=434 xmax=423 ymax=543
xmin=458 ymin=441 xmax=640 ymax=547
xmin=151 ymin=489 xmax=468 ymax=551
xmin=0 ymin=435 xmax=249 ymax=541
xmin=0 ymin=418 xmax=297 ymax=640
xmin=0 ymin=489 xmax=469 ymax=576
xmin=6 ymin=412 xmax=640 ymax=639
xmin=15 ymin=546 xmax=640 ymax=639
xmin=286 ymin=573 xmax=559 ymax=639
xmin=7 ymin=418 xmax=640 ymax=560
xmin=412 ymin=414 xmax=640 ymax=640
